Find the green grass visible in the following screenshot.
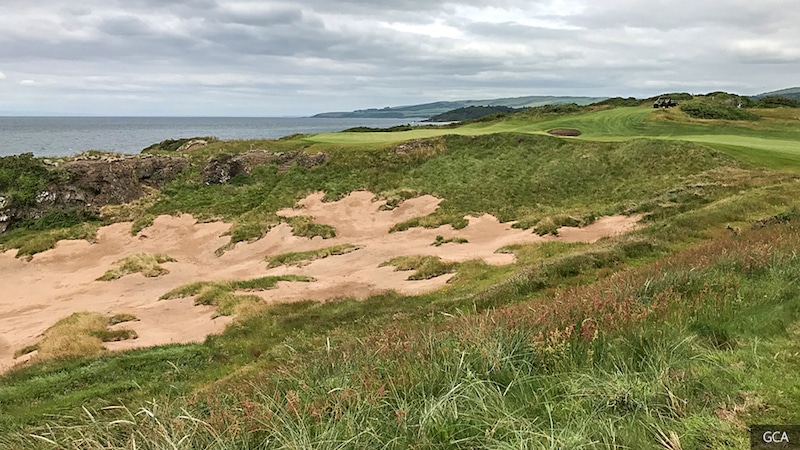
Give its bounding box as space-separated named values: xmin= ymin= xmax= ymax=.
xmin=0 ymin=222 xmax=100 ymax=258
xmin=267 ymin=244 xmax=362 ymax=268
xmin=305 ymin=105 xmax=800 ymax=172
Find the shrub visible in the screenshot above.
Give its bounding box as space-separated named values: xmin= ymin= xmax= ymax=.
xmin=754 ymin=95 xmax=800 ymax=109
xmin=680 ymin=103 xmax=759 ymax=121
xmin=0 ymin=153 xmax=57 ymax=207
xmin=592 ymin=97 xmax=643 ymax=107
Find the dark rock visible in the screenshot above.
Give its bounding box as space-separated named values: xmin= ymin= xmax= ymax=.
xmin=0 ymin=156 xmax=187 ymax=235
xmin=202 ymin=151 xmax=327 ymax=185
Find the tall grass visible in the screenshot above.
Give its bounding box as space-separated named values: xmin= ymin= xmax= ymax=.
xmin=14 ymin=312 xmax=138 ymax=362
xmin=177 ymin=219 xmax=800 ymax=448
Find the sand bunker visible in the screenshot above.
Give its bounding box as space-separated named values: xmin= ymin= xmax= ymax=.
xmin=547 ymin=128 xmax=582 ymax=137
xmin=0 ymin=191 xmax=640 ymax=372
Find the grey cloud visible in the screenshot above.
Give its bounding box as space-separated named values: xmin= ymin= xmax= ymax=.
xmin=571 ymin=0 xmax=794 ymax=32
xmin=0 ymin=0 xmax=798 ymax=116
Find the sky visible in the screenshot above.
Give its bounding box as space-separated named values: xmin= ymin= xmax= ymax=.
xmin=0 ymin=0 xmax=798 ymax=116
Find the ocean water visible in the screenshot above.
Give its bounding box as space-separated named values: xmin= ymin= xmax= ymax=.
xmin=0 ymin=117 xmax=426 ymax=157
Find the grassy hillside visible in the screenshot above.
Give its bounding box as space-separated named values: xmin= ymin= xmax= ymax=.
xmin=755 ymin=87 xmax=800 ymax=101
xmin=3 ymin=93 xmax=800 ymax=449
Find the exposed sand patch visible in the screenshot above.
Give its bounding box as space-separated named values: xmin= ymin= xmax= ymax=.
xmin=547 ymin=128 xmax=582 ymax=137
xmin=0 ymin=191 xmax=640 ymax=372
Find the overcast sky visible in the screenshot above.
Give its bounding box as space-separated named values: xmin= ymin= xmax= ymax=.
xmin=0 ymin=0 xmax=797 ymax=116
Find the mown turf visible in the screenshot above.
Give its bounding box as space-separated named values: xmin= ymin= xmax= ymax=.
xmin=305 ymin=105 xmax=800 ymax=172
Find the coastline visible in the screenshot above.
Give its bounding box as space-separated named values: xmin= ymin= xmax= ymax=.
xmin=0 ymin=116 xmax=428 ymax=157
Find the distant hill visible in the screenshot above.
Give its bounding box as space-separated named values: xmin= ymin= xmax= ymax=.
xmin=427 ymin=105 xmax=519 ymax=122
xmin=312 ymin=95 xmax=607 ymax=119
xmin=754 ymin=87 xmax=800 ymax=101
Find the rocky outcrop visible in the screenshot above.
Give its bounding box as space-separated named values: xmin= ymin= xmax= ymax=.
xmin=0 ymin=155 xmax=187 ymax=235
xmin=202 ymin=150 xmax=327 ymax=185
xmin=141 ymin=136 xmax=218 ymax=153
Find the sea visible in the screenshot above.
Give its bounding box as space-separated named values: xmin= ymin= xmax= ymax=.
xmin=0 ymin=117 xmax=427 ymax=158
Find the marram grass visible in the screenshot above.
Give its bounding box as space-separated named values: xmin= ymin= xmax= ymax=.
xmin=266 ymin=244 xmax=362 ymax=268
xmin=160 ymin=275 xmax=315 ymax=316
xmin=96 ymin=253 xmax=177 ymax=281
xmin=13 ymin=312 xmax=138 ymax=362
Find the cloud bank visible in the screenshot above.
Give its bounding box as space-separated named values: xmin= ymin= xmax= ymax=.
xmin=0 ymin=0 xmax=797 ymax=115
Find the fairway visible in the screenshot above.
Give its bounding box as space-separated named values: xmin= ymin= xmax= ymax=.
xmin=305 ymin=106 xmax=800 ymax=170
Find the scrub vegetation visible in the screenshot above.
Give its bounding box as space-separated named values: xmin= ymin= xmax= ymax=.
xmin=2 ymin=93 xmax=800 ymax=448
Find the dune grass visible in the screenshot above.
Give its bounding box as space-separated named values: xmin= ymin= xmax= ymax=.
xmin=431 ymin=235 xmax=468 ymax=246
xmin=267 ymin=244 xmax=362 ymax=268
xmin=96 ymin=253 xmax=177 ymax=281
xmin=13 ymin=312 xmax=138 ymax=362
xmin=283 ymin=215 xmax=337 ymax=239
xmin=0 ymin=222 xmax=100 ymax=259
xmin=380 ymin=255 xmax=457 ymax=280
xmin=160 ymin=275 xmax=315 ymax=316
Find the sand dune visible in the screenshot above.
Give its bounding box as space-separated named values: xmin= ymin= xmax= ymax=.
xmin=0 ymin=191 xmax=640 ymax=372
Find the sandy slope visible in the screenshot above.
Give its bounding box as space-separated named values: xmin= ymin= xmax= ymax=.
xmin=0 ymin=191 xmax=640 ymax=372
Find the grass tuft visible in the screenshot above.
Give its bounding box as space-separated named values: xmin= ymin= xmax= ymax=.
xmin=380 ymin=255 xmax=457 ymax=280
xmin=283 ymin=215 xmax=336 ymax=239
xmin=108 ymin=313 xmax=139 ymax=325
xmin=160 ymin=275 xmax=315 ymax=316
xmin=19 ymin=312 xmax=138 ymax=362
xmin=96 ymin=253 xmax=176 ymax=281
xmin=431 ymin=235 xmax=468 ymax=246
xmin=267 ymin=244 xmax=362 ymax=268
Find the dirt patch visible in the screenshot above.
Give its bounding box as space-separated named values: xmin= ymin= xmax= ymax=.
xmin=0 ymin=191 xmax=640 ymax=372
xmin=547 ymin=128 xmax=582 ymax=137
